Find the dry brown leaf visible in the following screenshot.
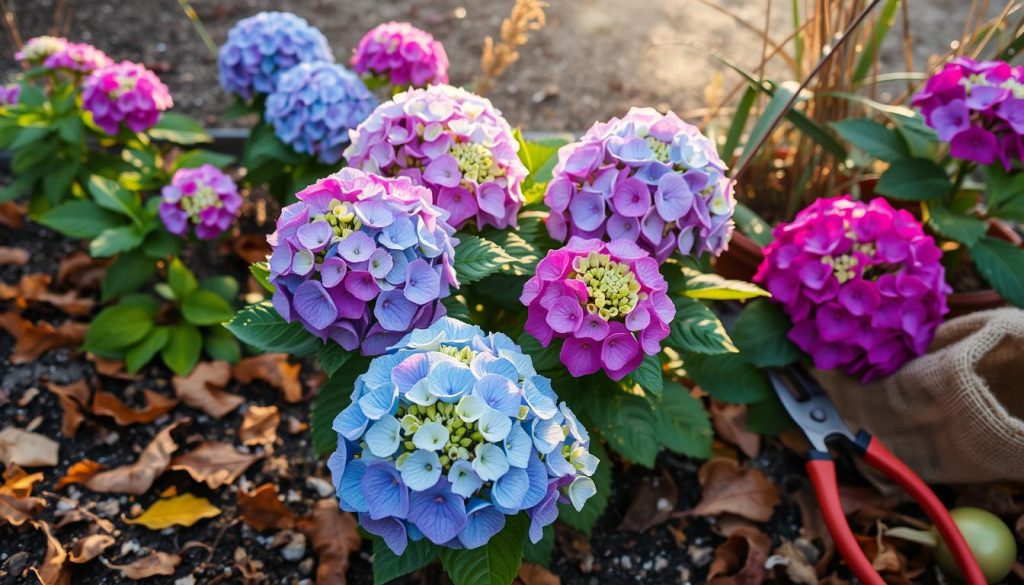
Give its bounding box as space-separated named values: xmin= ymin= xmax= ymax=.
xmin=30 ymin=520 xmax=70 ymax=585
xmin=555 ymin=524 xmax=594 ymax=572
xmin=0 ymin=273 xmax=94 ymax=316
xmin=55 ymin=459 xmax=107 ymax=490
xmin=232 ymin=354 xmax=303 ymax=403
xmin=125 ymin=493 xmax=221 ymax=530
xmin=0 ymin=427 xmax=59 ymax=467
xmin=517 ymin=563 xmax=561 ymax=585
xmin=794 ymin=483 xmax=834 ymax=574
xmin=298 ymin=498 xmax=361 ymax=584
xmin=170 ymin=441 xmax=259 ymax=489
xmin=239 ymin=483 xmax=297 ymax=531
xmin=172 ymin=361 xmax=243 ymax=418
xmin=69 ymin=534 xmax=116 ymax=564
xmin=0 ymin=493 xmax=46 ymax=526
xmin=231 ymin=234 xmax=271 ymax=264
xmin=710 ymin=401 xmax=760 ymax=459
xmin=0 ymin=247 xmax=28 ymax=266
xmin=689 ymin=458 xmax=780 ymax=523
xmin=854 ymin=533 xmax=909 ymax=581
xmin=766 ymin=539 xmax=819 ymax=585
xmin=239 ymin=405 xmax=280 ymax=446
xmin=82 ymin=420 xmax=184 ymax=495
xmin=104 ymin=551 xmax=181 ymax=580
xmin=618 ymin=470 xmax=677 ymax=533
xmin=89 ymin=356 xmax=142 ymax=381
xmin=0 ymin=312 xmax=87 ymax=363
xmin=0 ymin=201 xmax=25 ymax=229
xmin=707 ymin=525 xmax=772 ymax=585
xmin=56 ymin=251 xmax=108 ymax=290
xmin=92 ymin=389 xmax=178 ymax=425
xmin=45 ymin=380 xmax=91 ymax=438
xmin=1 ymin=465 xmax=44 ymax=498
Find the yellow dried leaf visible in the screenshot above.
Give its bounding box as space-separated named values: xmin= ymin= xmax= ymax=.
xmin=125 ymin=493 xmax=221 ymax=530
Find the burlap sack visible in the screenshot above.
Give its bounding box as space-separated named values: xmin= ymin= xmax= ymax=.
xmin=813 ymin=308 xmax=1024 ymax=485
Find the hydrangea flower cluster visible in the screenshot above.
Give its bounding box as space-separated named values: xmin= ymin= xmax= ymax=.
xmin=344 ymin=84 xmax=528 ymax=230
xmin=0 ymin=84 xmax=19 ymax=107
xmin=15 ymin=36 xmax=68 ymax=65
xmin=328 ymin=318 xmax=598 ymax=553
xmin=264 ymin=62 xmax=377 ymax=164
xmin=521 ymin=237 xmax=674 ymax=380
xmin=351 ymin=22 xmax=449 ymax=88
xmin=268 ymin=168 xmax=458 ymax=356
xmin=754 ymin=196 xmax=950 ymax=382
xmin=82 ymin=61 xmax=173 ymax=135
xmin=913 ymin=57 xmax=1024 ymax=168
xmin=544 ymin=107 xmax=735 ymax=263
xmin=43 ymin=42 xmax=113 ymax=73
xmin=218 ymin=11 xmax=334 ymax=99
xmin=159 ymin=164 xmax=242 ymax=240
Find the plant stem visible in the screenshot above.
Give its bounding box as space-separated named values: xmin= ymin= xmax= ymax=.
xmin=176 ymin=0 xmax=218 ymax=59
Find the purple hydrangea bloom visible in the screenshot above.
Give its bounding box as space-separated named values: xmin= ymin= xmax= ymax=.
xmin=15 ymin=36 xmax=68 ymax=65
xmin=328 ymin=317 xmax=598 ymax=553
xmin=43 ymin=42 xmax=113 ymax=73
xmin=264 ymin=62 xmax=377 ymax=165
xmin=521 ymin=237 xmax=674 ymax=380
xmin=159 ymin=164 xmax=242 ymax=240
xmin=351 ymin=22 xmax=449 ymax=88
xmin=913 ymin=57 xmax=1024 ymax=168
xmin=268 ymin=168 xmax=459 ymax=356
xmin=754 ymin=196 xmax=950 ymax=382
xmin=82 ymin=61 xmax=173 ymax=135
xmin=344 ymin=85 xmax=528 ymax=231
xmin=0 ymin=84 xmax=19 ymax=107
xmin=544 ymin=107 xmax=734 ymax=263
xmin=218 ymin=11 xmax=334 ymax=100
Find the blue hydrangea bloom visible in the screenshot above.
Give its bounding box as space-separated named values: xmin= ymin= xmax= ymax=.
xmin=218 ymin=11 xmax=334 ymax=99
xmin=328 ymin=318 xmax=599 ymax=554
xmin=264 ymin=62 xmax=377 ymax=165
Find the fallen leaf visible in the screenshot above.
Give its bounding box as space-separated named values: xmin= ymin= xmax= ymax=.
xmin=0 ymin=201 xmax=25 ymax=229
xmin=1 ymin=465 xmax=44 ymax=498
xmin=126 ymin=493 xmax=221 ymax=530
xmin=89 ymin=356 xmax=142 ymax=381
xmin=239 ymin=483 xmax=296 ymax=531
xmin=170 ymin=441 xmax=260 ymax=489
xmin=707 ymin=525 xmax=772 ymax=585
xmin=81 ymin=420 xmax=184 ymax=495
xmin=298 ymin=499 xmax=361 ymax=584
xmin=766 ymin=539 xmax=819 ymax=585
xmin=239 ymin=405 xmax=280 ymax=446
xmin=618 ymin=470 xmax=677 ymax=532
xmin=517 ymin=563 xmax=561 ymax=585
xmin=45 ymin=380 xmax=91 ymax=438
xmin=172 ymin=361 xmax=243 ymax=418
xmin=0 ymin=273 xmax=95 ymax=316
xmin=0 ymin=427 xmax=59 ymax=467
xmin=710 ymin=401 xmax=760 ymax=459
xmin=231 ymin=234 xmax=271 ymax=264
xmin=54 ymin=500 xmax=116 ymax=534
xmin=690 ymin=458 xmax=780 ymax=523
xmin=92 ymin=389 xmax=178 ymax=425
xmin=555 ymin=524 xmax=594 ymax=573
xmin=56 ymin=251 xmax=108 ymax=290
xmin=0 ymin=247 xmax=28 ymax=266
xmin=104 ymin=551 xmax=181 ymax=580
xmin=0 ymin=492 xmax=45 ymax=526
xmin=30 ymin=520 xmax=70 ymax=585
xmin=232 ymin=354 xmax=303 ymax=403
xmin=0 ymin=312 xmax=87 ymax=363
xmin=794 ymin=483 xmax=834 ymax=573
xmin=69 ymin=534 xmax=116 ymax=564
xmin=55 ymin=459 xmax=107 ymax=490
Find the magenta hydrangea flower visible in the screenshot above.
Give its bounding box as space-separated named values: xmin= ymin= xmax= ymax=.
xmin=754 ymin=196 xmax=950 ymax=382
xmin=159 ymin=164 xmax=242 ymax=240
xmin=521 ymin=237 xmax=674 ymax=381
xmin=43 ymin=42 xmax=113 ymax=73
xmin=544 ymin=107 xmax=734 ymax=263
xmin=0 ymin=84 xmax=19 ymax=107
xmin=351 ymin=22 xmax=449 ymax=88
xmin=15 ymin=36 xmax=68 ymax=65
xmin=82 ymin=61 xmax=173 ymax=135
xmin=344 ymin=85 xmax=528 ymax=231
xmin=913 ymin=57 xmax=1024 ymax=168
xmin=268 ymin=168 xmax=459 ymax=356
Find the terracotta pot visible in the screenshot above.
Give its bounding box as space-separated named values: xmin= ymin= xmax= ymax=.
xmin=715 ymin=220 xmax=1023 ymax=318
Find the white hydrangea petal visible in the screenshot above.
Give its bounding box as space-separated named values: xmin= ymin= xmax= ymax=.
xmin=365 ymin=416 xmax=402 ymax=458
xmin=477 ymin=408 xmax=513 ymax=443
xmin=568 ymin=476 xmax=597 ymax=512
xmin=455 ymin=394 xmax=488 ymax=423
xmin=400 ymin=449 xmax=443 ymax=491
xmin=471 ymin=443 xmax=510 ymax=481
xmin=412 ymin=421 xmax=450 ymax=451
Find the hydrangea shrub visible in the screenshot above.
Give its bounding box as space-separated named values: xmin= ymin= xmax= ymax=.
xmin=345 ymin=84 xmax=528 ymax=230
xmin=43 ymin=42 xmax=113 ymax=73
xmin=522 ymin=237 xmax=674 ymax=380
xmin=268 ymin=168 xmax=458 ymax=356
xmin=544 ymin=107 xmax=735 ymax=262
xmin=329 ymin=318 xmax=598 ymax=553
xmin=755 ymin=196 xmax=950 ymax=382
xmin=15 ymin=36 xmax=69 ymax=65
xmin=82 ymin=61 xmax=173 ymax=135
xmin=351 ymin=22 xmax=449 ymax=88
xmin=160 ymin=164 xmax=242 ymax=240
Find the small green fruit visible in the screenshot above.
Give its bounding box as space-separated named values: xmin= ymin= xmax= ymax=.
xmin=933 ymin=507 xmax=1016 ymax=583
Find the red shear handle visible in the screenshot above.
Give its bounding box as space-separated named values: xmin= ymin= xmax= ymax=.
xmin=806 ymin=455 xmax=886 ymax=585
xmin=860 ymin=436 xmax=987 ymax=585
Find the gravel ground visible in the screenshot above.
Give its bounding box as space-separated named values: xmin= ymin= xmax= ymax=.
xmin=0 ymin=0 xmax=1005 ymax=131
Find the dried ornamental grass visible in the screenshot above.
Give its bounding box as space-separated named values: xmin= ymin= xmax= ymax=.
xmin=476 ymin=0 xmax=548 ymax=96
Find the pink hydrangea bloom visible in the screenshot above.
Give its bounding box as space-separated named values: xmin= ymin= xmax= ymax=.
xmin=913 ymin=57 xmax=1024 ymax=168
xmin=0 ymin=84 xmax=19 ymax=107
xmin=15 ymin=36 xmax=68 ymax=65
xmin=268 ymin=168 xmax=459 ymax=356
xmin=43 ymin=42 xmax=113 ymax=73
xmin=521 ymin=237 xmax=674 ymax=380
xmin=544 ymin=107 xmax=734 ymax=263
xmin=82 ymin=61 xmax=173 ymax=135
xmin=351 ymin=22 xmax=449 ymax=88
xmin=344 ymin=85 xmax=528 ymax=231
xmin=159 ymin=164 xmax=242 ymax=240
xmin=754 ymin=196 xmax=950 ymax=382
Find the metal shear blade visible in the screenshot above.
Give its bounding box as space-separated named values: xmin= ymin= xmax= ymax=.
xmin=768 ymin=367 xmax=857 ymax=453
